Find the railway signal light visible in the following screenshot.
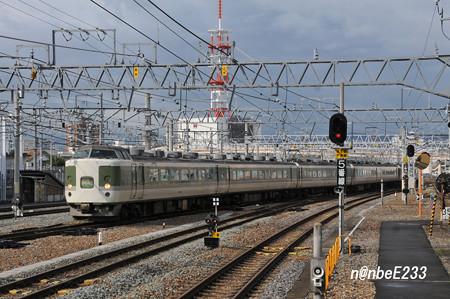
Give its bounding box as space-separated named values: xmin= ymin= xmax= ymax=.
xmin=205 ymin=213 xmax=219 ymax=231
xmin=329 ymin=113 xmax=347 ymax=146
xmin=402 ymin=175 xmax=409 ymax=194
xmin=406 ymin=144 xmax=415 ymax=157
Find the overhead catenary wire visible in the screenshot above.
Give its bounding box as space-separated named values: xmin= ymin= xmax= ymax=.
xmin=1 ymin=0 xmax=110 ymax=60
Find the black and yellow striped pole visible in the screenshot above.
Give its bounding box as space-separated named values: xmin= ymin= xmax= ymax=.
xmin=430 ymin=194 xmax=437 ymax=236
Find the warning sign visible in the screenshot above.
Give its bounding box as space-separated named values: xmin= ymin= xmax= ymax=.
xmin=335 ymin=149 xmax=348 ymax=159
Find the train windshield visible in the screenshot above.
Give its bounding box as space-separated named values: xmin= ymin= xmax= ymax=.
xmin=90 ymin=149 xmax=118 ymax=159
xmin=73 ymin=149 xmax=90 ymax=159
xmin=72 ymin=149 xmax=121 ymax=159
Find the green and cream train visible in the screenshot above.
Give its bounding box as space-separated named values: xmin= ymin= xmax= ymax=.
xmin=64 ymin=145 xmax=400 ymax=219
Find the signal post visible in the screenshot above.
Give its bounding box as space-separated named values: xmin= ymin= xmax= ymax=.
xmin=204 ymin=197 xmax=220 ymax=248
xmin=329 ymin=84 xmax=349 ymax=252
xmin=311 ymin=83 xmax=349 ymax=296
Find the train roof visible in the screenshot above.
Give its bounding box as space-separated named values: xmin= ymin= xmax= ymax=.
xmin=71 ymin=145 xmax=398 ymax=167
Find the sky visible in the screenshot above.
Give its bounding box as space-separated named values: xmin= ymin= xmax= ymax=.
xmin=0 ymin=0 xmax=442 ymax=61
xmin=0 ymin=0 xmax=449 ymax=144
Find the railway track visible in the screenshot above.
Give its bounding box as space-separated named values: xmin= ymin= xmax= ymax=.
xmin=0 ymin=191 xmax=390 ymax=298
xmin=175 ymin=192 xmax=392 ymax=298
xmin=0 ymin=200 xmax=303 ymax=298
xmin=0 ymin=202 xmax=69 ymax=220
xmin=0 ymin=202 xmax=67 ymax=213
xmin=0 ymin=200 xmax=299 ymax=243
xmin=0 ymin=222 xmax=105 ymax=243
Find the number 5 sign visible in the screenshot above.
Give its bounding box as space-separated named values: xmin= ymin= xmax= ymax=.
xmin=444 ymin=207 xmax=450 ymax=220
xmin=337 ymin=159 xmax=346 ymax=188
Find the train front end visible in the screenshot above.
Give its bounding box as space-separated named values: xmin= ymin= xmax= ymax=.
xmin=65 ymin=145 xmax=132 ymax=219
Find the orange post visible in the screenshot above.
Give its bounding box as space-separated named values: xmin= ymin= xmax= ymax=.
xmin=419 ymin=169 xmax=422 ymax=217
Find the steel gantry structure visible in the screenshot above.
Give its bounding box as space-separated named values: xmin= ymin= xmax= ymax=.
xmin=1 ymin=54 xmax=449 ymax=156
xmin=1 ymin=55 xmax=450 ymax=95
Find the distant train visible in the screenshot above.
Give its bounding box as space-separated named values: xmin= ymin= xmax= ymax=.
xmin=64 ymin=145 xmax=401 ymax=219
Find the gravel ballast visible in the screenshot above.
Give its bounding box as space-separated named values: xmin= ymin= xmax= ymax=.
xmin=0 ymin=190 xmax=448 ymax=298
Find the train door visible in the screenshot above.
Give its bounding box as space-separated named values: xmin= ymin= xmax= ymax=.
xmin=137 ymin=164 xmax=144 ymax=199
xmin=216 ymin=165 xmax=229 ymax=194
xmin=131 ymin=164 xmax=137 ymax=199
xmin=132 ymin=163 xmax=144 ymax=199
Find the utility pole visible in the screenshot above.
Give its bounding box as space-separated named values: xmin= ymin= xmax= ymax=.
xmin=167 ymin=121 xmax=173 ymax=152
xmin=145 ymin=93 xmax=152 ymax=151
xmin=14 ymin=90 xmax=21 ymax=201
xmin=39 ymin=130 xmax=43 ymax=170
xmin=99 ymin=93 xmax=103 ymax=145
xmin=447 ymin=103 xmax=450 ymax=148
xmin=1 ymin=116 xmax=6 ymax=201
xmin=33 ymin=108 xmax=37 ymax=170
xmin=401 ymin=126 xmax=407 ymax=204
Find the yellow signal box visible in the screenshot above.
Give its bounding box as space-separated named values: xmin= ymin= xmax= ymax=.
xmin=133 ymin=67 xmax=139 ymax=78
xmin=335 ymin=149 xmax=348 ymax=159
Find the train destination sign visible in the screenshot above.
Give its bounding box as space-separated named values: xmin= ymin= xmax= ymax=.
xmin=337 ymin=159 xmax=347 ymax=187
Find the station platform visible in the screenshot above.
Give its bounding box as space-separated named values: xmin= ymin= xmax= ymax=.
xmin=375 ymin=220 xmax=450 ymax=298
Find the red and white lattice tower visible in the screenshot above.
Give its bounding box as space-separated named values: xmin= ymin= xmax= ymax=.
xmin=208 ymin=0 xmax=232 ymax=118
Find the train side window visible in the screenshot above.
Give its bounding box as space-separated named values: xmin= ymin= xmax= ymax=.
xmin=149 ymin=169 xmax=159 ymax=182
xmin=207 ymin=168 xmax=215 ymax=181
xmin=121 ymin=150 xmax=132 ymax=160
xmin=265 ymin=170 xmax=270 ymax=179
xmin=200 ymin=169 xmax=207 ymax=181
xmin=189 ymin=169 xmax=198 ymax=180
xmin=160 ymin=169 xmax=168 ymax=181
xmin=231 ymin=170 xmax=237 ymax=181
xmin=181 ymin=169 xmax=189 ymax=181
xmin=237 ymin=170 xmax=244 ymax=180
xmin=251 ymin=170 xmax=258 ymax=180
xmin=277 ymin=170 xmax=282 ymax=179
xmin=258 ymin=170 xmax=265 ymax=179
xmin=169 ymin=169 xmax=180 ymax=181
xmin=271 ymin=171 xmax=277 ymax=179
xmin=116 ymin=151 xmax=125 ymax=159
xmin=283 ymin=170 xmax=288 ymax=179
xmin=244 ymin=170 xmax=251 ymax=180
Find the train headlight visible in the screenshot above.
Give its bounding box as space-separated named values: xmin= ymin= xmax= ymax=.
xmin=104 ymin=183 xmax=111 ymax=190
xmin=68 ymin=184 xmax=73 ymax=190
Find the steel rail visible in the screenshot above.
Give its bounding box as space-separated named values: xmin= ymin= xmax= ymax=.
xmin=0 ymin=201 xmax=298 ymax=297
xmin=177 ymin=192 xmax=392 ymax=298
